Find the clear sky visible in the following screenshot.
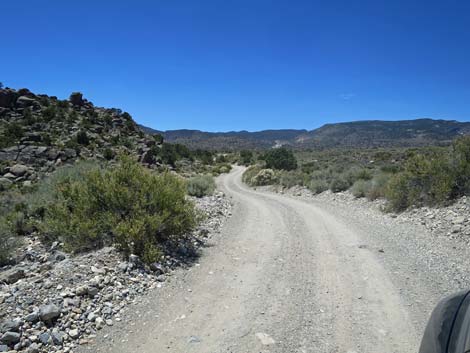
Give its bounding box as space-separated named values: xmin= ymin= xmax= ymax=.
xmin=1 ymin=1 xmax=469 ymax=131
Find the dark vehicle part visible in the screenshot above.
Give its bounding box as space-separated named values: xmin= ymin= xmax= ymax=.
xmin=420 ymin=290 xmax=470 ymax=353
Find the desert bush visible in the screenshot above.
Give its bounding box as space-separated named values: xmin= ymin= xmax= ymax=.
xmin=263 ymin=148 xmax=298 ymax=171
xmin=0 ymin=122 xmax=24 ymax=148
xmin=242 ymin=165 xmax=262 ymax=185
xmin=41 ymin=156 xmax=196 ymax=263
xmin=345 ymin=167 xmax=373 ymax=185
xmin=103 ymin=148 xmax=115 ymax=160
xmin=308 ymin=179 xmax=329 ymax=194
xmin=76 ymin=130 xmax=90 ymax=145
xmin=212 ymin=163 xmax=232 ymax=175
xmin=187 ymin=175 xmax=216 ymax=197
xmin=329 ymin=176 xmax=350 ymax=193
xmin=239 ymin=150 xmax=254 ymax=166
xmin=251 ymin=169 xmax=277 ymax=186
xmin=351 ymin=180 xmax=371 ymax=198
xmin=0 ymin=219 xmax=19 ymax=266
xmin=366 ymin=173 xmax=391 ymax=200
xmin=279 ymin=170 xmax=307 ymax=189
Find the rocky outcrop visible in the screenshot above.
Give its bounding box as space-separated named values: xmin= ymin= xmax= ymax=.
xmin=69 ymin=92 xmax=84 ymax=107
xmin=0 ymin=88 xmax=164 ymax=189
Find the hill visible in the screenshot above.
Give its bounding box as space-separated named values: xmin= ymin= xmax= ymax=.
xmin=142 ymin=119 xmax=470 ymax=150
xmin=0 ymin=88 xmax=162 ymax=189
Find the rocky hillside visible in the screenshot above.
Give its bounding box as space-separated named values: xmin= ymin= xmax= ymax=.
xmin=142 ymin=118 xmax=470 ymax=150
xmin=0 ymin=88 xmax=162 ymax=189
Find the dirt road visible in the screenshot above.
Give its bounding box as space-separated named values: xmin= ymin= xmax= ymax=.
xmin=85 ymin=166 xmax=455 ymax=353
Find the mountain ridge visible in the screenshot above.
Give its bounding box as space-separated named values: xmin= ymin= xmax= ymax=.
xmin=140 ymin=118 xmax=470 ymax=150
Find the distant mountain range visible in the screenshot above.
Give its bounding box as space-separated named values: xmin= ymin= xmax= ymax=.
xmin=139 ymin=118 xmax=470 ymax=150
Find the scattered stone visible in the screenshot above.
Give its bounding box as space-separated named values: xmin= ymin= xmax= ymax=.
xmin=39 ymin=304 xmax=61 ymax=322
xmin=68 ymin=329 xmax=79 ymax=339
xmin=255 ymin=332 xmax=275 ymax=345
xmin=1 ymin=331 xmax=21 ymax=345
xmin=0 ymin=268 xmax=25 ymax=284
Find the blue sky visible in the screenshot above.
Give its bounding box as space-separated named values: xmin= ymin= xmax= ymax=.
xmin=1 ymin=0 xmax=469 ymax=131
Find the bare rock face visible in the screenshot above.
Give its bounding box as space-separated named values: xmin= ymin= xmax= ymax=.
xmin=16 ymin=96 xmax=37 ymax=108
xmin=69 ymin=92 xmax=84 ymax=106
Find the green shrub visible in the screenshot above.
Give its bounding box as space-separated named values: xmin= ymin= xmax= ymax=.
xmin=385 ymin=173 xmax=411 ymax=211
xmin=0 ymin=122 xmax=24 ymax=148
xmin=279 ymin=170 xmax=307 ymax=188
xmin=329 ymin=176 xmax=350 ymax=193
xmin=308 ymin=179 xmax=329 ymax=194
xmin=103 ymin=148 xmax=115 ymax=160
xmin=366 ymin=173 xmax=391 ymax=200
xmin=250 ymin=169 xmax=277 ymax=186
xmin=212 ymin=163 xmax=232 ymax=175
xmin=263 ymin=148 xmax=298 ymax=171
xmin=42 ymin=156 xmax=196 ymax=263
xmin=351 ymin=180 xmax=371 ymax=198
xmin=76 ymin=130 xmax=90 ymax=145
xmin=242 ymin=165 xmax=261 ymax=185
xmin=0 ymin=220 xmax=19 ymax=266
xmin=239 ymin=150 xmax=254 ymax=166
xmin=187 ymin=175 xmax=216 ymax=197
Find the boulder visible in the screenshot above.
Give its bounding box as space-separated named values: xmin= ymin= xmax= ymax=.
xmin=0 ymin=319 xmax=21 ymax=333
xmin=69 ymin=92 xmax=84 ymax=106
xmin=0 ymin=331 xmax=20 ymax=345
xmin=16 ymin=96 xmax=36 ymax=108
xmin=9 ymin=164 xmax=29 ymax=176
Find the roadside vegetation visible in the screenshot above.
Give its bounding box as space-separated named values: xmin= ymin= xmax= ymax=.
xmin=0 ymin=153 xmax=232 ymax=265
xmin=187 ymin=174 xmax=216 ymax=197
xmin=241 ymin=137 xmax=470 ymax=212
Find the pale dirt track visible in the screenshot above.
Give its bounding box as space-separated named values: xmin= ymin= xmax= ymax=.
xmin=86 ymin=166 xmax=428 ymax=353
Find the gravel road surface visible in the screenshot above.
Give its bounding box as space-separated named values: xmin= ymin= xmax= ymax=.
xmin=83 ymin=166 xmax=470 ymax=353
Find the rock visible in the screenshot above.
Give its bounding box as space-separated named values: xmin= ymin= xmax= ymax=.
xmin=128 ymin=254 xmax=142 ymax=268
xmin=9 ymin=164 xmax=29 ymax=176
xmin=117 ymin=262 xmax=128 ymax=272
xmin=453 ymin=216 xmax=466 ymax=224
xmin=95 ymin=317 xmax=104 ymax=330
xmin=149 ymin=262 xmax=164 ymax=275
xmin=39 ymin=304 xmax=61 ymax=322
xmin=53 ymin=251 xmax=66 ymax=262
xmin=26 ymin=342 xmax=39 ymax=353
xmin=16 ymin=96 xmax=37 ymax=108
xmin=38 ymin=332 xmax=50 ymax=345
xmin=0 ymin=178 xmax=12 ymax=190
xmin=69 ymin=92 xmax=84 ymax=106
xmin=451 ymin=225 xmax=462 ymax=234
xmin=51 ymin=330 xmax=64 ymax=345
xmin=0 ymin=268 xmax=25 ymax=284
xmin=0 ymin=319 xmax=21 ymax=333
xmin=68 ymin=329 xmax=79 ymax=339
xmin=0 ymin=331 xmax=20 ymax=345
xmin=87 ymin=286 xmax=99 ymax=297
xmin=24 ymin=312 xmax=39 ymax=323
xmin=0 ymin=344 xmax=7 ymax=352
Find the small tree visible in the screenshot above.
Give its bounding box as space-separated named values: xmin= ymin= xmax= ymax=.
xmin=239 ymin=150 xmax=253 ymax=165
xmin=263 ymin=147 xmax=297 ymax=171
